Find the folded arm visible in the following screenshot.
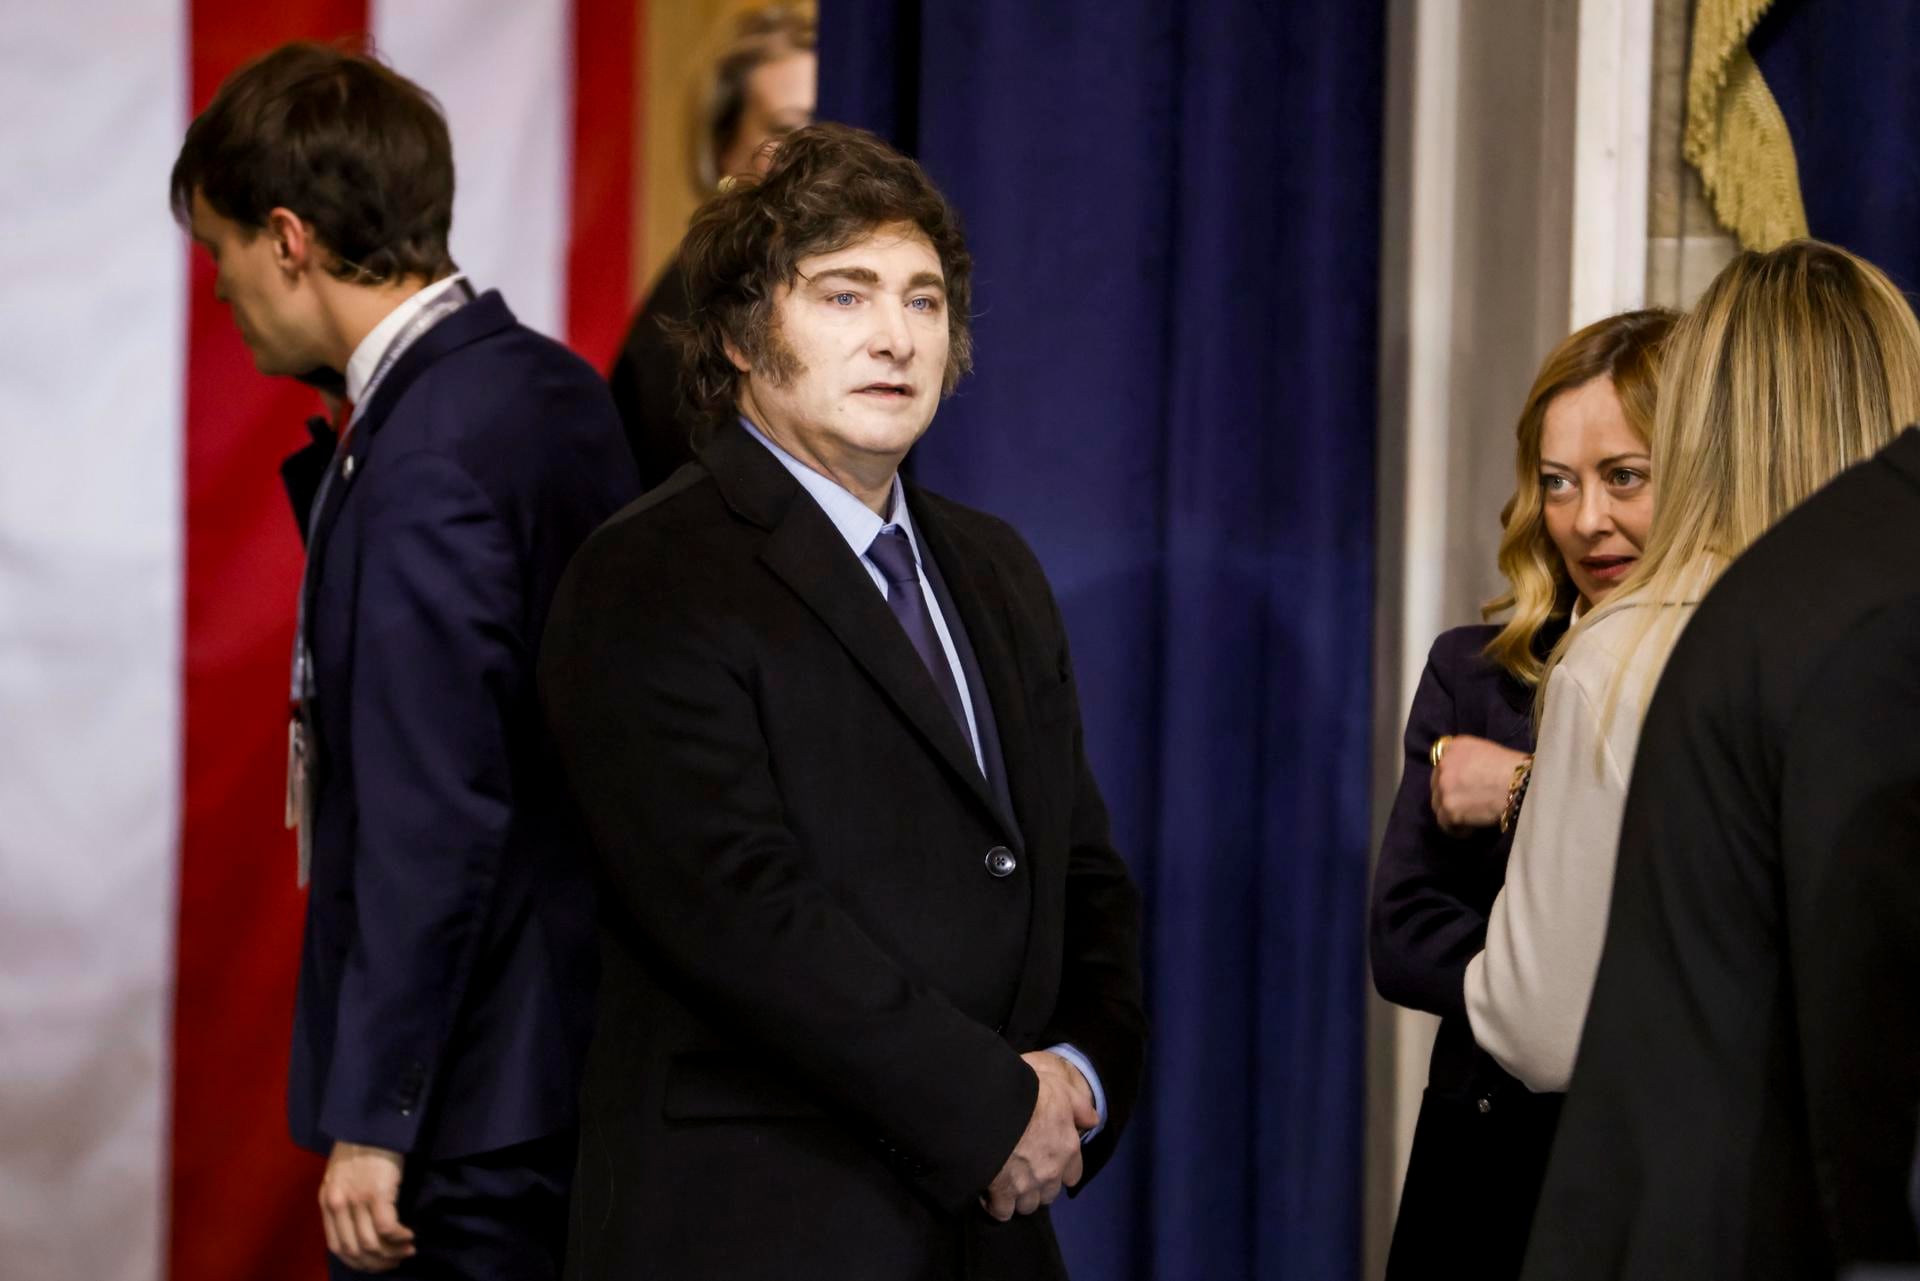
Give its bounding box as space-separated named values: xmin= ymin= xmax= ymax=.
xmin=1465 ymin=666 xmax=1626 ymax=1092
xmin=1371 ymin=642 xmax=1486 ymax=1021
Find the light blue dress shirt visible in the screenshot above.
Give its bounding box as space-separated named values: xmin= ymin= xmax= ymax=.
xmin=739 ymin=417 xmax=984 ymax=773
xmin=740 ymin=419 xmax=1107 ymax=1141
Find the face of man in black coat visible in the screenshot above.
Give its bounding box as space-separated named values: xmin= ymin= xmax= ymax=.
xmin=729 ymin=221 xmax=951 ymax=515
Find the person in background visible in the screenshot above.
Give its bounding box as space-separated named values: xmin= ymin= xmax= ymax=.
xmin=1371 ymin=308 xmax=1674 ymax=1281
xmin=610 ymin=2 xmax=817 ymax=488
xmin=173 ymin=41 xmax=637 ymax=1278
xmin=1521 ymin=244 xmax=1920 ymax=1280
xmin=540 ymin=123 xmax=1146 ymax=1279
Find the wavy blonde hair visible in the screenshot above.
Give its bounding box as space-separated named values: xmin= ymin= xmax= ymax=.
xmin=1483 ymin=309 xmax=1676 ymax=686
xmin=1545 ymin=239 xmax=1920 ymax=718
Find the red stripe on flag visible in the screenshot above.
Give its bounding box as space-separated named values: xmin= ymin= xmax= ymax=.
xmin=565 ymin=0 xmax=640 ymax=367
xmin=174 ymin=6 xmax=366 ymax=1280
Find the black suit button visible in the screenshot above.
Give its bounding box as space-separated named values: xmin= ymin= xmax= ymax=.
xmin=985 ymin=847 xmax=1017 ymax=878
xmin=1477 ymin=1097 xmax=1492 ymax=1115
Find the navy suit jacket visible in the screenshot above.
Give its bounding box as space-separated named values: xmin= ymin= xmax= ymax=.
xmin=1371 ymin=622 xmax=1566 ymax=1281
xmin=1372 ymin=623 xmax=1536 ymax=1031
xmin=284 ymin=291 xmax=639 ymax=1160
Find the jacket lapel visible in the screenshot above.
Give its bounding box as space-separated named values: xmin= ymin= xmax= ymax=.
xmin=908 ymin=489 xmax=1041 ymax=850
xmin=706 ymin=426 xmax=1012 ymax=837
xmin=913 ymin=488 xmax=1069 ymax=1046
xmin=300 ymin=292 xmax=517 ymax=629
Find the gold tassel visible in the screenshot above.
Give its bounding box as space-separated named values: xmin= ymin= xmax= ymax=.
xmin=1684 ymin=0 xmax=1810 ymax=250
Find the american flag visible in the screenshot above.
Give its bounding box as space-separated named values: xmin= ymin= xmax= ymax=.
xmin=0 ymin=2 xmax=638 ymax=1277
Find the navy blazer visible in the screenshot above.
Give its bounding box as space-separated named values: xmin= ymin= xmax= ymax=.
xmin=1372 ymin=621 xmax=1568 ymax=1281
xmin=1372 ymin=623 xmax=1534 ymax=1029
xmin=285 ymin=292 xmax=639 ymax=1160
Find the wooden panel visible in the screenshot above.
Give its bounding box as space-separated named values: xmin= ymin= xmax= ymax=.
xmin=630 ymin=0 xmax=778 ymax=302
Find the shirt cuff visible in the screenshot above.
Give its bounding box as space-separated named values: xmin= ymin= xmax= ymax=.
xmin=1046 ymin=1042 xmax=1107 ymax=1144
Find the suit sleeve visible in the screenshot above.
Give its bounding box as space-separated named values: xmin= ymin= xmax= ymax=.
xmin=1031 ymin=583 xmax=1147 ymax=1189
xmin=318 ymin=449 xmax=525 ymax=1153
xmin=1465 ymin=664 xmax=1628 ymax=1091
xmin=1780 ymin=595 xmax=1920 ymax=1262
xmin=539 ymin=531 xmax=1040 ymax=1215
xmin=1370 ymin=638 xmax=1482 ymax=1022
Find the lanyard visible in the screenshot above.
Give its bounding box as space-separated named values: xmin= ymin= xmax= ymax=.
xmin=289 ymin=278 xmax=476 ymax=706
xmin=284 ymin=278 xmax=476 ymax=887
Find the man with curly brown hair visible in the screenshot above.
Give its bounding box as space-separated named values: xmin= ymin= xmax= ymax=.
xmin=541 ymin=123 xmax=1146 ymax=1280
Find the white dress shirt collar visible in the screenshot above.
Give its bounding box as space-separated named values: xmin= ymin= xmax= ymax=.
xmin=344 ymin=273 xmax=469 ymax=405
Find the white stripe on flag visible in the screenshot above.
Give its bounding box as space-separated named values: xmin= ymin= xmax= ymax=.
xmin=0 ymin=3 xmax=187 ymax=1279
xmin=372 ymin=0 xmax=575 ymax=339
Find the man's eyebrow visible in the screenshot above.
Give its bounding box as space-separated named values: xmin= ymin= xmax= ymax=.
xmin=802 ymin=266 xmax=947 ymax=293
xmin=806 ymin=266 xmax=881 ymax=286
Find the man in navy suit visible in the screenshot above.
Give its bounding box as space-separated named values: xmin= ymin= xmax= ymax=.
xmin=173 ymin=42 xmax=637 ymax=1278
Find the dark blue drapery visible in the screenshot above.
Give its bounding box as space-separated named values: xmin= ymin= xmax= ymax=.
xmin=819 ymin=6 xmax=1384 ymax=1277
xmin=1754 ymin=0 xmax=1920 ymax=292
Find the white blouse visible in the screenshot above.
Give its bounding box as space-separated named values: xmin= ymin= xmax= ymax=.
xmin=1464 ymin=590 xmax=1701 ymax=1092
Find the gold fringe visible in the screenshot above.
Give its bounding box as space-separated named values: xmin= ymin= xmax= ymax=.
xmin=1684 ymin=0 xmax=1810 ymax=250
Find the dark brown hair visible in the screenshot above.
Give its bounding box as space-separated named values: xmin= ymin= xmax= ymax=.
xmin=698 ymin=3 xmax=817 ymax=191
xmin=170 ymin=41 xmax=456 ymax=285
xmin=676 ymin=122 xmax=974 ymax=424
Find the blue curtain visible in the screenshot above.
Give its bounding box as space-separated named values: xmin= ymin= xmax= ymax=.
xmin=1753 ymin=0 xmax=1920 ymax=292
xmin=819 ymin=5 xmax=1384 ymax=1277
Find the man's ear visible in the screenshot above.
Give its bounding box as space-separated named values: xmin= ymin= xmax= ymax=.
xmin=722 ymin=335 xmax=753 ymax=376
xmin=264 ymin=207 xmax=315 ymax=277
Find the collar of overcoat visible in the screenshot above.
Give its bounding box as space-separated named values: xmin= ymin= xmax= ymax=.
xmin=698 ymin=421 xmax=1033 ymax=850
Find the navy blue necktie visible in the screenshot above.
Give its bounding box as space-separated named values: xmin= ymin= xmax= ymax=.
xmin=867 ymin=526 xmax=972 ymax=747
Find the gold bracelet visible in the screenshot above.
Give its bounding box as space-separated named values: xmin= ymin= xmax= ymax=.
xmin=1498 ymin=756 xmax=1534 ymax=833
xmin=1429 ymin=735 xmax=1453 ymax=769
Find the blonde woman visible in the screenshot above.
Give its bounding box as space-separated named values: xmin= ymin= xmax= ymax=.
xmin=1371 ymin=308 xmax=1673 ymax=1281
xmin=1524 ymin=280 xmax=1920 ymax=1276
xmin=1464 ymin=241 xmax=1920 ymax=1103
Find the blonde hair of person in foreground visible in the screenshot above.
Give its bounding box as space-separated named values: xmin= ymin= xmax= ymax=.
xmin=1547 ymin=238 xmax=1920 ymax=726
